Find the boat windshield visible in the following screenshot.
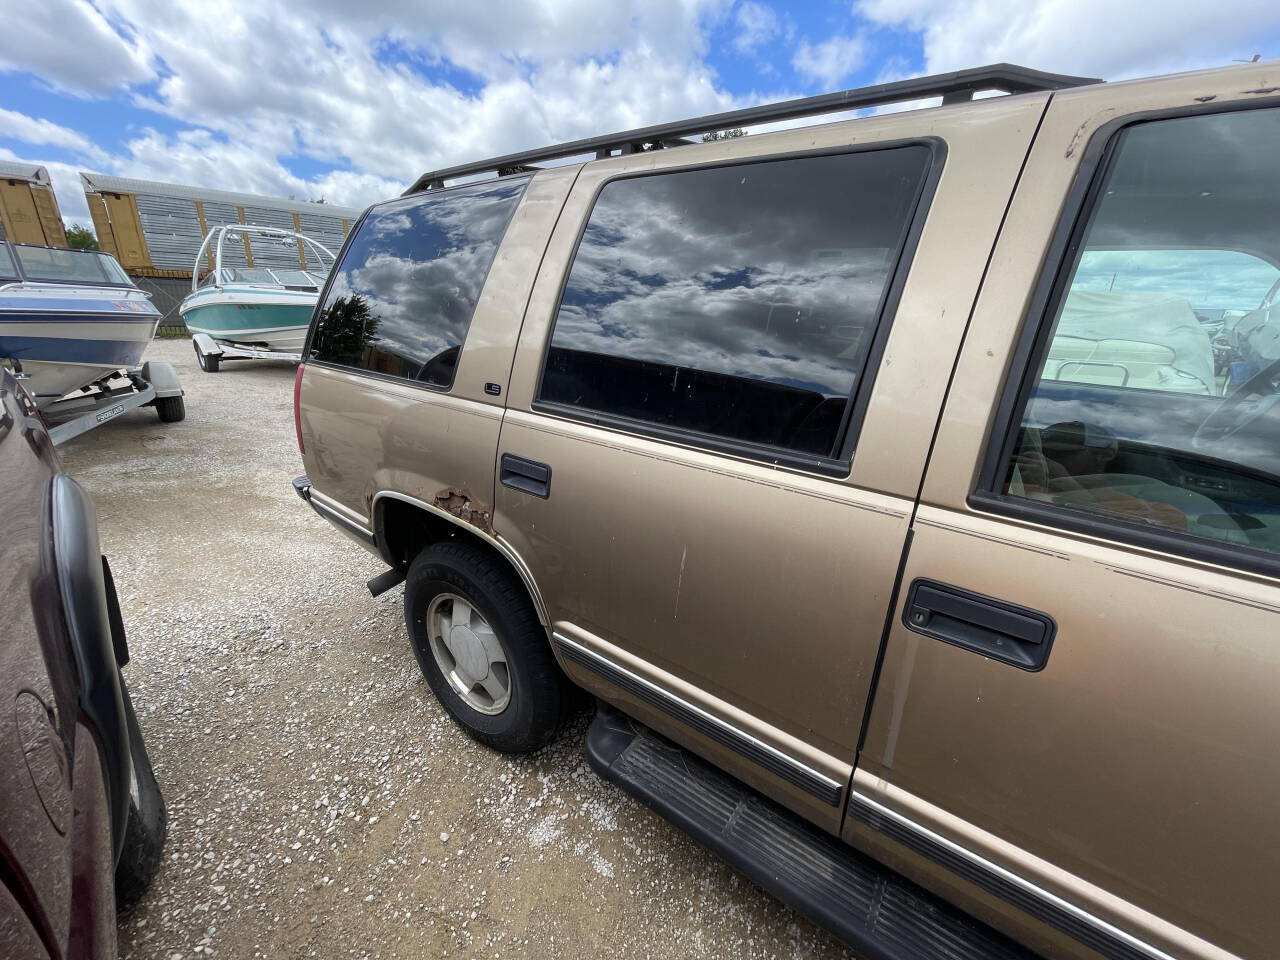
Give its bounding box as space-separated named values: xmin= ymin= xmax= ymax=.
xmin=0 ymin=245 xmax=16 ymax=281
xmin=12 ymin=244 xmax=134 ymax=286
xmin=217 ymin=266 xmax=325 ymax=289
xmin=272 ymin=269 xmax=323 ymax=289
xmin=221 ymin=267 xmax=280 ymax=285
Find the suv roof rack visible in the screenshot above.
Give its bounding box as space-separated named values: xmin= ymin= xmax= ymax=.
xmin=405 ymin=63 xmax=1100 ymax=194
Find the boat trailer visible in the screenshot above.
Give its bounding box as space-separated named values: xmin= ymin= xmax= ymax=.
xmin=192 ymin=333 xmax=301 ymax=372
xmin=33 ymin=360 xmax=186 ymax=446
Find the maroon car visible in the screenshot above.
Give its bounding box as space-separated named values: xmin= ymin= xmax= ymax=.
xmin=0 ymin=365 xmax=165 ymax=959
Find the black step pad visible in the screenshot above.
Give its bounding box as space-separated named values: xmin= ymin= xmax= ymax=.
xmin=587 ymin=705 xmax=1035 ymax=960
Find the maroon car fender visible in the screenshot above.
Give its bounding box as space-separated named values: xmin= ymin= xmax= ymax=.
xmin=49 ymin=474 xmax=131 ymax=863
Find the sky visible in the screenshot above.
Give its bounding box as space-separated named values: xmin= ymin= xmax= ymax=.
xmin=2 ymin=0 xmax=1280 ymax=229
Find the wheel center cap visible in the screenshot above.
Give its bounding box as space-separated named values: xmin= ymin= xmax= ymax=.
xmin=449 ymin=624 xmax=488 ymax=681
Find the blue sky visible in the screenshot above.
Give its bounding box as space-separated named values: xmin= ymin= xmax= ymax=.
xmin=2 ymin=0 xmax=1279 ymax=226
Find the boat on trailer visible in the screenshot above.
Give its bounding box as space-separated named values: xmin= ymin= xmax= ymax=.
xmin=0 ymin=241 xmax=184 ymax=442
xmin=179 ymin=224 xmax=335 ymax=372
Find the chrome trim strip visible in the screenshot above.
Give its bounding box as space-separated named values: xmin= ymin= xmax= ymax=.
xmin=309 ymin=489 xmax=368 ymax=527
xmin=370 ymin=490 xmax=549 ymax=626
xmin=848 ymin=791 xmax=1181 ymax=960
xmin=552 ymin=631 xmax=845 ymax=806
xmin=307 ymin=492 xmax=376 ymax=544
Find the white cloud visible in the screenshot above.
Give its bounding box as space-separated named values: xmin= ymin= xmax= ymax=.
xmin=856 ymin=0 xmax=1280 ymax=80
xmin=5 ymin=0 xmax=1276 ymax=237
xmin=792 ymin=34 xmax=866 ymax=89
xmin=101 ymin=127 xmax=402 ymax=210
xmin=119 ymin=128 xmax=319 ymax=199
xmin=0 ymin=0 xmax=153 ymax=95
xmin=0 ymin=108 xmax=109 ymax=164
xmin=306 ymin=0 xmax=726 ymax=79
xmin=44 ymin=0 xmax=738 ymax=212
xmin=733 ymin=2 xmax=781 ymax=55
xmin=91 ymin=44 xmax=737 ymax=210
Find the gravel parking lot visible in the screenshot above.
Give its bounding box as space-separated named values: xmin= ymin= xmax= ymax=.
xmin=60 ymin=338 xmax=854 ymax=960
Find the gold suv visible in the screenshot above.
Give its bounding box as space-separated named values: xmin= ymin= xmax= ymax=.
xmin=293 ymin=61 xmax=1280 ymax=960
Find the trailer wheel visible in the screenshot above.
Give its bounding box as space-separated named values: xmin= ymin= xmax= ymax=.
xmin=193 ymin=341 xmax=220 ymax=373
xmin=156 ymin=395 xmax=185 ymax=423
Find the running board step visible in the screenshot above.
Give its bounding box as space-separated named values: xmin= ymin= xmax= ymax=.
xmin=586 ymin=705 xmax=1035 ymax=960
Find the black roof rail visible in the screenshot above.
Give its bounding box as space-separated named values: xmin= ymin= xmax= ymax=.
xmin=405 ymin=63 xmax=1100 ymax=194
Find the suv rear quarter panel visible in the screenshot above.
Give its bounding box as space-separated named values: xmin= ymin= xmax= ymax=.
xmin=299 ymin=165 xmax=579 ymax=529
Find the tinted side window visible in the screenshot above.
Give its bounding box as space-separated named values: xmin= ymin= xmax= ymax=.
xmin=1001 ymin=107 xmax=1280 ymax=558
xmin=538 ymin=147 xmax=932 ymax=459
xmin=310 ymin=178 xmax=526 ymax=387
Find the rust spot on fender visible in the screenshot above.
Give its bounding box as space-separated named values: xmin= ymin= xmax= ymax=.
xmin=434 ymin=487 xmax=493 ymax=535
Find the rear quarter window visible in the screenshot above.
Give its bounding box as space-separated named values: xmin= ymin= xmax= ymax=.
xmin=309 ymin=178 xmax=527 ymax=387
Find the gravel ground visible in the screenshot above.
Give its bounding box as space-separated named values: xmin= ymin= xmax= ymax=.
xmin=58 ymin=339 xmax=854 ymax=960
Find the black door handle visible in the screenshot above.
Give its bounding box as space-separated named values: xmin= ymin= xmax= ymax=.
xmin=903 ymin=579 xmax=1055 ymax=671
xmin=500 ymin=454 xmax=552 ymax=499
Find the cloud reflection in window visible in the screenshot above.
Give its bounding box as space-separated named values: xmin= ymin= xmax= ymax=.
xmin=540 ymin=147 xmax=930 ymax=456
xmin=310 ymin=178 xmax=526 ymax=386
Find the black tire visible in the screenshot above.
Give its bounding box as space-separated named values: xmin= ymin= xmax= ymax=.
xmin=193 ymin=341 xmax=220 ymax=373
xmin=114 ymin=681 xmax=166 ymax=912
xmin=155 ymin=395 xmax=185 ymax=423
xmin=404 ymin=540 xmax=567 ymax=753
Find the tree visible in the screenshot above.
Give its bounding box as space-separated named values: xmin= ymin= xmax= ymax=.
xmin=315 ymin=294 xmax=378 ymax=363
xmin=701 ymin=128 xmax=747 ymax=142
xmin=65 ymin=222 xmax=99 ymax=250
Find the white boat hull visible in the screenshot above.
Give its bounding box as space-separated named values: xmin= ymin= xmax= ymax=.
xmin=180 ymin=286 xmax=316 ymax=353
xmin=193 ymin=324 xmax=309 ymax=353
xmin=0 ymin=292 xmax=160 ymax=408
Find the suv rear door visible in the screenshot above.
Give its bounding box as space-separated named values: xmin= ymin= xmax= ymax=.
xmin=495 ymin=93 xmax=1052 ymax=833
xmin=854 ymin=66 xmax=1280 ymax=960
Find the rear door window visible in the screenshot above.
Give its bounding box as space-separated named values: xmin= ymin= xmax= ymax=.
xmin=999 ymin=107 xmax=1280 ymax=559
xmin=536 ymin=146 xmax=933 ymax=462
xmin=309 ymin=178 xmax=527 ymax=388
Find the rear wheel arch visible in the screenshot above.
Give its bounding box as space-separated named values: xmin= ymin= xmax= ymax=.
xmin=371 ymin=491 xmax=550 ymax=627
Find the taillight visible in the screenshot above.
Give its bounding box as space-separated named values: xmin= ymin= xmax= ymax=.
xmin=293 ymin=363 xmax=305 ymax=455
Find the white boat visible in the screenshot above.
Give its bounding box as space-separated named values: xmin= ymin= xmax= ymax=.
xmin=179 ymin=225 xmax=334 ymax=370
xmin=0 ymin=241 xmax=161 ymax=408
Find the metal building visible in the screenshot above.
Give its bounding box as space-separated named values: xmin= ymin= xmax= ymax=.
xmin=0 ymin=161 xmax=68 ymax=247
xmin=79 ymin=172 xmax=365 ymax=331
xmin=79 ymin=171 xmax=361 ymax=278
